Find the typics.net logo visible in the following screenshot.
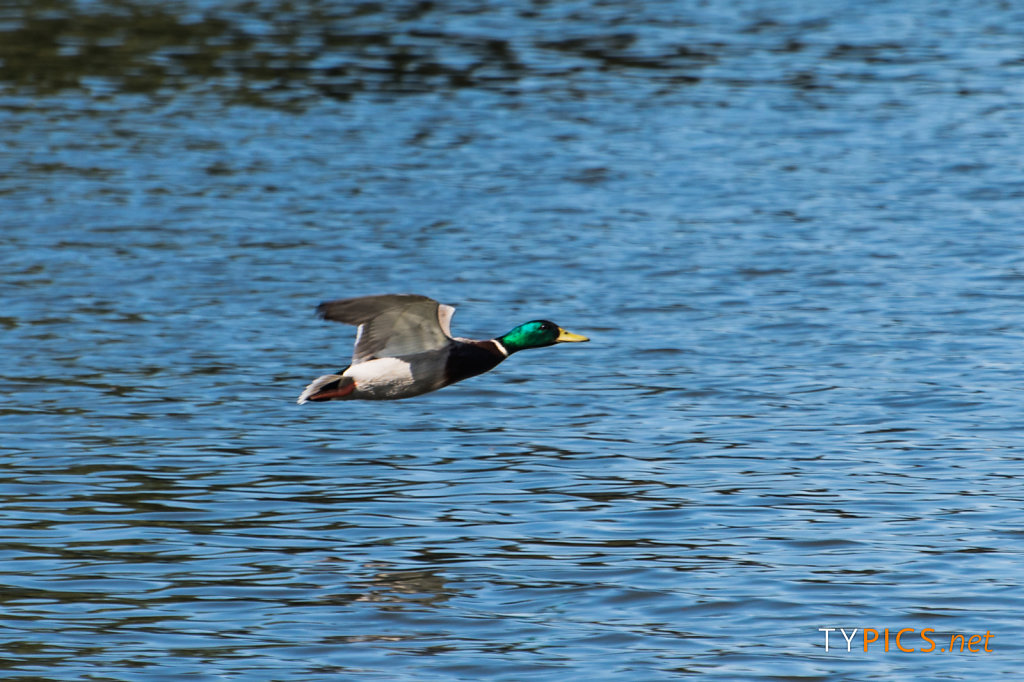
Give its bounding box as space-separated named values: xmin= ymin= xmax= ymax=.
xmin=819 ymin=628 xmax=994 ymax=654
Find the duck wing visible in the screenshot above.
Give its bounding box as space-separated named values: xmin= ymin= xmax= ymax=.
xmin=317 ymin=294 xmax=456 ymax=364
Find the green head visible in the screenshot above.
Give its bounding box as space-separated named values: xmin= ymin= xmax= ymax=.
xmin=498 ymin=320 xmax=589 ymax=353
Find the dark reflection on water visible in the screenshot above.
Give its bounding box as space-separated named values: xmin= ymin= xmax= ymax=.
xmin=0 ymin=0 xmax=711 ymax=105
xmin=4 ymin=0 xmax=1024 ymax=679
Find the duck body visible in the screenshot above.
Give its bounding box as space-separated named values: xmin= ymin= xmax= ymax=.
xmin=297 ymin=294 xmax=587 ymax=403
xmin=309 ymin=342 xmax=505 ymax=401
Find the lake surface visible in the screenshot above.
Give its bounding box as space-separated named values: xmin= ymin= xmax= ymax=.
xmin=3 ymin=0 xmax=1024 ymax=679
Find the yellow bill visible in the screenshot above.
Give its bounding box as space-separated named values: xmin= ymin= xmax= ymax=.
xmin=556 ymin=328 xmax=589 ymax=343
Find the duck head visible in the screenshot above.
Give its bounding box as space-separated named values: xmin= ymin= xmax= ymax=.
xmin=498 ymin=320 xmax=589 ymax=353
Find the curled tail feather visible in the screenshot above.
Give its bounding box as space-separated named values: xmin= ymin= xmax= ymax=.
xmin=297 ymin=374 xmax=356 ymax=404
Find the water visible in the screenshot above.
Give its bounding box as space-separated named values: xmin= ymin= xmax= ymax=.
xmin=3 ymin=0 xmax=1024 ymax=678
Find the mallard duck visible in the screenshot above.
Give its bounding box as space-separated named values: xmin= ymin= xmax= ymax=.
xmin=297 ymin=294 xmax=588 ymax=403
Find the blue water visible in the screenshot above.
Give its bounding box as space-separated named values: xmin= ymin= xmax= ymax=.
xmin=3 ymin=1 xmax=1024 ymax=678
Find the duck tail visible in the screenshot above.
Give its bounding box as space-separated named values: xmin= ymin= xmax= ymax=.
xmin=297 ymin=373 xmax=356 ymax=404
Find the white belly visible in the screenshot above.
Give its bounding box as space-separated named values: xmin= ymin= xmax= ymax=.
xmin=343 ymin=357 xmax=423 ymax=400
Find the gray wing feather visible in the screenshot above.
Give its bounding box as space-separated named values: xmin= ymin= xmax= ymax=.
xmin=317 ymin=294 xmax=454 ymax=364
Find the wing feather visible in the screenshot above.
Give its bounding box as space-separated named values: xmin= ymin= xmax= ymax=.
xmin=316 ymin=294 xmax=455 ymax=364
xmin=437 ymin=304 xmax=456 ymax=337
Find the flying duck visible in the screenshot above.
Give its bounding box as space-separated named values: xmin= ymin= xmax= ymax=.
xmin=297 ymin=294 xmax=589 ymax=403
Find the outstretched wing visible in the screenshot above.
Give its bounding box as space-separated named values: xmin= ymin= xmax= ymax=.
xmin=316 ymin=294 xmax=456 ymax=364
